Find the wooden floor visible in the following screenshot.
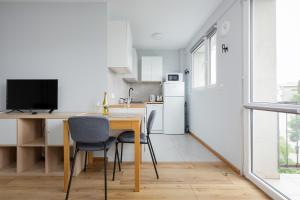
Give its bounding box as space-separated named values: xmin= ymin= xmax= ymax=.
xmin=0 ymin=162 xmax=270 ymax=200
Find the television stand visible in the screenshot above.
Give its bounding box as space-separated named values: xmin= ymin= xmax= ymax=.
xmin=6 ymin=109 xmax=24 ymax=114
xmin=48 ymin=109 xmax=54 ymax=114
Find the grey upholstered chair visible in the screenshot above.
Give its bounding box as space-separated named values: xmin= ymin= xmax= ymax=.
xmin=65 ymin=116 xmax=120 ymax=200
xmin=112 ymin=110 xmax=159 ymax=180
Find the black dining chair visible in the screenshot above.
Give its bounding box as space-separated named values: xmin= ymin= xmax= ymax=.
xmin=65 ymin=116 xmax=120 ymax=200
xmin=112 ymin=110 xmax=159 ymax=180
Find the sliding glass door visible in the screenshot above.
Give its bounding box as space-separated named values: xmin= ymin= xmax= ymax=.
xmin=245 ymin=0 xmax=300 ymax=199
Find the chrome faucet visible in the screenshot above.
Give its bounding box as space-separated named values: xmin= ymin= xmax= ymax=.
xmin=128 ymin=87 xmax=134 ymax=104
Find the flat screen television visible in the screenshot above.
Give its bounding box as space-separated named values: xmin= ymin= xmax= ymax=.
xmin=6 ymin=79 xmax=58 ymax=113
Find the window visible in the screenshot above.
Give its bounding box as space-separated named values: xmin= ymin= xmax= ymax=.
xmin=252 ymin=0 xmax=300 ymax=103
xmin=191 ymin=26 xmax=217 ymax=89
xmin=247 ymin=1 xmax=300 ymax=200
xmin=192 ymin=43 xmax=206 ymax=88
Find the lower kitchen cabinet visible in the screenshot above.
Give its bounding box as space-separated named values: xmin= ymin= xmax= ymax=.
xmin=146 ymin=104 xmax=163 ymax=133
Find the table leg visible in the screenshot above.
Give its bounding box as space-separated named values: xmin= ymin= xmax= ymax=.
xmin=63 ymin=121 xmax=70 ymax=193
xmin=133 ymin=120 xmax=141 ymax=192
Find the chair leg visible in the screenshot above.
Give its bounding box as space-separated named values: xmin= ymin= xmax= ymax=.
xmin=120 ymin=143 xmax=124 ymax=163
xmin=116 ymin=143 xmax=121 ymax=171
xmin=112 ymin=143 xmax=118 ymax=181
xmin=147 ymin=143 xmax=159 ymax=179
xmin=65 ymin=148 xmax=78 ymax=200
xmin=148 ymin=138 xmax=158 ymax=165
xmin=84 ymin=151 xmax=88 ymax=172
xmin=148 ymin=142 xmax=156 ymax=166
xmin=104 ymin=148 xmax=108 ymax=200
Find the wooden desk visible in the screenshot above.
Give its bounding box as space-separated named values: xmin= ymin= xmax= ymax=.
xmin=63 ymin=113 xmax=142 ymax=192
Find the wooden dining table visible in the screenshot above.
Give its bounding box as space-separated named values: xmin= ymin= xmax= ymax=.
xmin=63 ymin=113 xmax=142 ymax=192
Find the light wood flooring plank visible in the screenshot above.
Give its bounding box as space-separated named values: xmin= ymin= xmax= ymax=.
xmin=0 ymin=162 xmax=270 ymax=200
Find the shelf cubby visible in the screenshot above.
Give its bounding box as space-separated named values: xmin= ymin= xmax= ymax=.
xmin=17 ymin=147 xmax=45 ymax=175
xmin=46 ymin=147 xmax=64 ymax=175
xmin=46 ymin=146 xmax=83 ymax=176
xmin=0 ymin=147 xmax=17 ymax=175
xmin=18 ymin=119 xmax=45 ymax=147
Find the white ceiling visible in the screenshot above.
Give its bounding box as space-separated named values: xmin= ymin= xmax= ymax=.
xmin=0 ymin=0 xmax=223 ymax=49
xmin=108 ymin=0 xmax=223 ymax=50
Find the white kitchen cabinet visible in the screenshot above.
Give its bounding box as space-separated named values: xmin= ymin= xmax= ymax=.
xmin=108 ymin=21 xmax=133 ymax=74
xmin=123 ymin=48 xmax=138 ymax=82
xmin=146 ymin=104 xmax=163 ymax=133
xmin=141 ymin=56 xmax=163 ymax=82
xmin=0 ymin=119 xmax=17 ymax=145
xmin=141 ymin=57 xmax=152 ymax=81
xmin=151 ymin=57 xmax=163 ymax=82
xmin=46 ymin=119 xmax=73 ymax=146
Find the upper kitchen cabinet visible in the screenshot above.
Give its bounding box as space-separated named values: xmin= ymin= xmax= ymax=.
xmin=108 ymin=21 xmax=133 ymax=73
xmin=123 ymin=48 xmax=138 ymax=82
xmin=141 ymin=56 xmax=163 ymax=82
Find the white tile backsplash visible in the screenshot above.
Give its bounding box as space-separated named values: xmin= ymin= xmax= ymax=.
xmin=129 ymin=82 xmax=162 ymax=101
xmin=107 ymin=69 xmax=130 ymax=104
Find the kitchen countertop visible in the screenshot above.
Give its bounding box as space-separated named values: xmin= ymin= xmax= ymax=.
xmin=109 ymin=103 xmax=146 ymax=108
xmin=145 ymin=101 xmax=164 ymax=104
xmin=109 ymin=101 xmax=164 ymax=108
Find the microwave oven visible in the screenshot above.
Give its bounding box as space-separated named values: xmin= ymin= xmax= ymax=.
xmin=166 ymin=73 xmax=183 ymax=82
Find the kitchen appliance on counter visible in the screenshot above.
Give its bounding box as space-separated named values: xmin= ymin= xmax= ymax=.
xmin=149 ymin=94 xmax=156 ymax=102
xmin=163 ymin=82 xmax=185 ymax=134
xmin=166 ymin=73 xmax=183 ymax=82
xmin=156 ymin=95 xmax=163 ymax=102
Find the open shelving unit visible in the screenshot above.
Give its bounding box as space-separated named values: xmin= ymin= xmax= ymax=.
xmin=17 ymin=147 xmax=45 ymax=175
xmin=46 ymin=146 xmax=64 ymax=175
xmin=0 ymin=114 xmax=83 ymax=177
xmin=18 ymin=119 xmax=45 ymax=147
xmin=0 ymin=146 xmax=17 ymax=175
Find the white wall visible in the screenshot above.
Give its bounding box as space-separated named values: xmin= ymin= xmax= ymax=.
xmin=0 ymin=2 xmax=107 ymax=112
xmin=184 ymin=0 xmax=244 ymax=169
xmin=108 ymin=70 xmax=130 ymax=104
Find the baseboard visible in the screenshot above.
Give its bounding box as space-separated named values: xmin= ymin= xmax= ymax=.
xmin=189 ymin=132 xmax=241 ymax=175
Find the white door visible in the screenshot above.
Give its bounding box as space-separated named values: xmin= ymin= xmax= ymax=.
xmin=146 ymin=104 xmax=163 ymax=133
xmin=164 ymin=97 xmax=184 ymax=134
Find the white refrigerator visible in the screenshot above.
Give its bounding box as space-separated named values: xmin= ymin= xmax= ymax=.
xmin=163 ymin=82 xmax=185 ymax=135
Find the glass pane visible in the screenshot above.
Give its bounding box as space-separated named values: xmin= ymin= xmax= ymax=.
xmin=209 ymin=33 xmax=217 ymax=85
xmin=252 ymin=0 xmax=300 ymax=103
xmin=192 ymin=44 xmax=206 ymax=88
xmin=252 ymin=110 xmax=300 ymax=200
